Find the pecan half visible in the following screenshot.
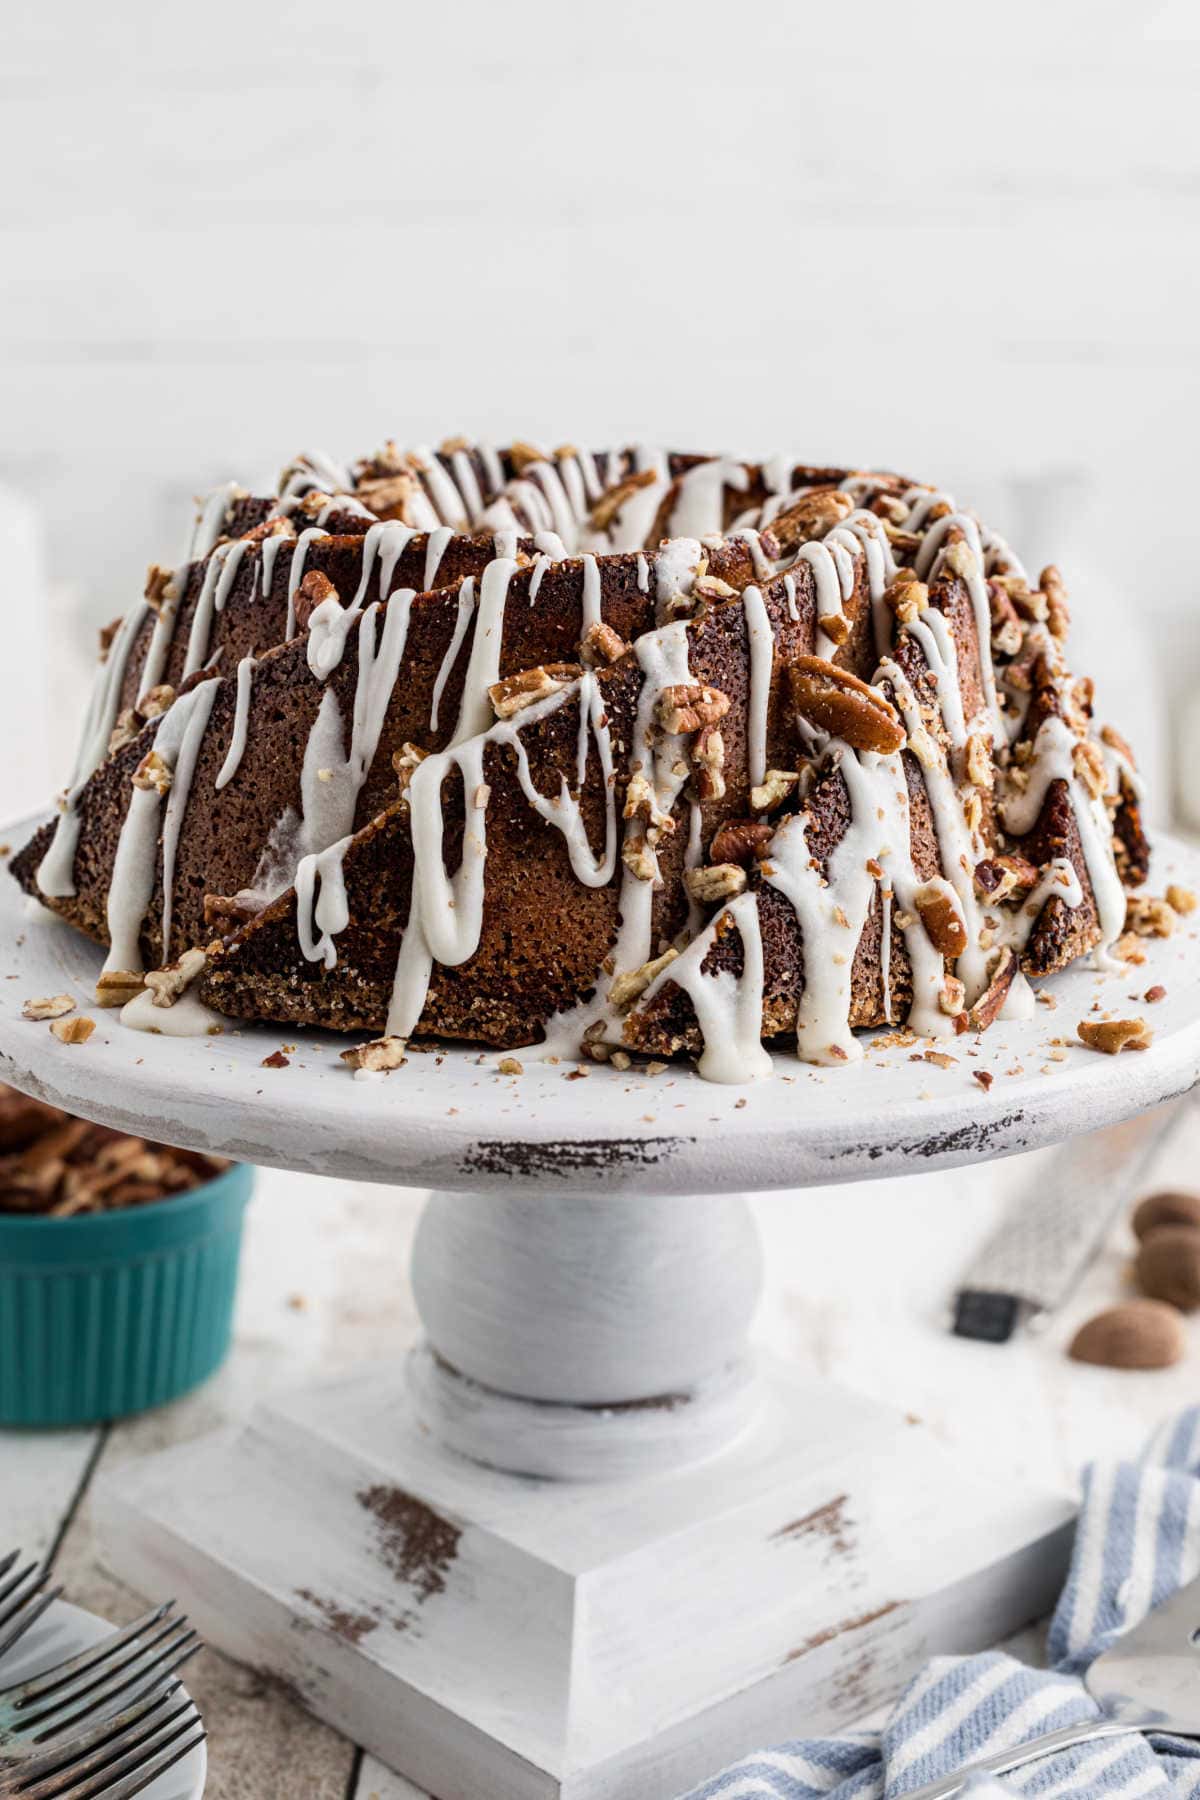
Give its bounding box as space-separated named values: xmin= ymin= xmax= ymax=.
xmin=655 ymin=684 xmax=730 ymax=735
xmin=974 ymin=853 xmax=1039 ymax=901
xmin=914 ymin=882 xmax=968 ymax=958
xmin=710 ymin=819 xmax=774 ymax=865
xmin=684 ymin=863 xmax=747 ymax=904
xmin=961 ymin=948 xmax=1017 ymax=1033
xmin=95 ymin=970 xmax=145 ymax=1008
xmin=490 ymin=663 xmax=580 ymax=718
xmin=788 ymin=657 xmax=905 ymax=754
xmin=295 ymin=569 xmax=339 ymax=632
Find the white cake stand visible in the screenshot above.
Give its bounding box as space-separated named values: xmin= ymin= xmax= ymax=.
xmin=4 ymin=818 xmax=1200 ymax=1800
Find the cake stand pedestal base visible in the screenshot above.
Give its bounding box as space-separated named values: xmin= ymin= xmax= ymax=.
xmin=96 ymin=1188 xmax=1074 ymax=1800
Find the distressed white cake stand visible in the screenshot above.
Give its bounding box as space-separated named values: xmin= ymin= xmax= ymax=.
xmin=3 ymin=820 xmax=1200 ymax=1800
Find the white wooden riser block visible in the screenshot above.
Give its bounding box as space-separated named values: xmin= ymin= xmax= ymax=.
xmin=97 ymin=1357 xmax=1074 ymax=1800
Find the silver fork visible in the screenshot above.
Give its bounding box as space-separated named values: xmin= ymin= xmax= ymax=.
xmin=0 ymin=1555 xmax=63 ymax=1666
xmin=0 ymin=1683 xmax=204 ymax=1798
xmin=0 ymin=1602 xmax=199 ymax=1769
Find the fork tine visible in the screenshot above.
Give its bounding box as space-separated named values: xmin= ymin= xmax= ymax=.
xmin=17 ymin=1615 xmax=190 ymax=1725
xmin=0 ymin=1550 xmax=21 ymax=1582
xmin=6 ymin=1603 xmax=176 ymax=1706
xmin=9 ymin=1685 xmax=183 ymax=1784
xmin=27 ymin=1639 xmax=200 ymax=1743
xmin=10 ymin=1701 xmax=197 ymax=1798
xmin=0 ymin=1585 xmax=64 ymax=1663
xmin=16 ymin=1715 xmax=204 ymax=1800
xmin=0 ymin=1563 xmax=43 ymax=1616
xmin=89 ymin=1728 xmax=205 ymax=1800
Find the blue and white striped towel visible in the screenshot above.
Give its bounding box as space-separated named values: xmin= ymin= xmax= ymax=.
xmin=683 ymin=1409 xmax=1200 ymax=1799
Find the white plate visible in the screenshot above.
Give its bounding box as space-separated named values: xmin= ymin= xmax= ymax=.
xmin=3 ymin=815 xmax=1199 ymax=1193
xmin=0 ymin=1598 xmax=205 ymax=1799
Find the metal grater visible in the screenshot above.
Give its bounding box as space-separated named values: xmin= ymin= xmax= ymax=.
xmin=953 ymin=1102 xmax=1188 ymax=1342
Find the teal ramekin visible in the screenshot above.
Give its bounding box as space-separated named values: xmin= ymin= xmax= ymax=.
xmin=0 ymin=1161 xmax=253 ymax=1427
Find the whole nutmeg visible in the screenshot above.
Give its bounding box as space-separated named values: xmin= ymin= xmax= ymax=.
xmin=1132 ymin=1190 xmax=1200 ymax=1241
xmin=1069 ymin=1300 xmax=1186 ymax=1370
xmin=1135 ymin=1225 xmax=1200 ymax=1312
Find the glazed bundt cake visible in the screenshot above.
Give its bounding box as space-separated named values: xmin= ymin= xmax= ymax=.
xmin=9 ymin=440 xmax=1152 ymax=1083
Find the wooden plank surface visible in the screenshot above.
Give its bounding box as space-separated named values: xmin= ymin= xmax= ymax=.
xmin=4 ymin=1107 xmax=1200 ymax=1796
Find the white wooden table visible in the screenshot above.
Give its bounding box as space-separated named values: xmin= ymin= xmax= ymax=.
xmin=5 ymin=1104 xmax=1198 ymax=1799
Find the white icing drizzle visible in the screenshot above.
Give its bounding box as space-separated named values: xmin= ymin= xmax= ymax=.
xmin=740 ymin=585 xmax=775 ymax=788
xmin=666 ymin=458 xmax=750 ymax=541
xmin=215 ymin=656 xmax=256 ymax=791
xmin=180 ymin=538 xmax=251 ymax=682
xmin=999 ymin=713 xmax=1127 ymax=962
xmin=636 ymin=553 xmax=650 ymax=593
xmin=37 ymin=600 xmax=151 ymax=897
xmin=284 ymin=528 xmax=331 ymax=643
xmin=295 ymin=834 xmax=354 ymax=969
xmin=386 ymin=672 xmax=618 ymax=1041
xmin=423 ymin=526 xmax=454 ymax=593
xmin=103 ymin=679 xmax=218 ymax=974
xmin=654 ymin=537 xmax=704 ymax=623
xmin=430 ymin=581 xmax=477 ymax=732
xmin=825 ymin=511 xmax=896 ymax=657
xmin=643 ymin=891 xmax=773 ymax=1084
xmin=260 ymin=531 xmax=289 ymax=598
xmin=279 ymin=451 xmax=351 ymax=504
xmin=187 ymin=482 xmax=243 ymax=561
xmin=906 ymin=609 xmax=967 ymax=750
xmin=137 ymin=583 xmax=179 ymax=705
xmin=306 ymin=522 xmax=415 ymax=679
xmin=782 ymin=573 xmax=798 ymax=623
xmin=792 ymin=542 xmax=849 ymax=661
xmin=449 ymin=557 xmax=519 ymax=743
xmin=409 ymin=447 xmax=472 ymax=529
xmin=725 ymin=528 xmax=775 ymax=582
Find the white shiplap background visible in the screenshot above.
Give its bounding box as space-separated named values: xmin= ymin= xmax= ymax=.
xmin=2 ymin=0 xmax=1199 ymax=814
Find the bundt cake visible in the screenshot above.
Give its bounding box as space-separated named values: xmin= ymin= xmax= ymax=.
xmin=8 ymin=440 xmax=1152 ymax=1084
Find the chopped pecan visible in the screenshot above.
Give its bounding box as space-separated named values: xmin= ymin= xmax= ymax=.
xmin=95 ymin=970 xmax=145 ymax=1009
xmin=490 ymin=663 xmax=579 ymax=718
xmin=710 ymin=819 xmax=774 ymax=865
xmin=962 ymin=948 xmax=1017 ymax=1033
xmin=884 ymin=574 xmax=928 ymax=626
xmin=1125 ymin=895 xmax=1175 ymax=939
xmin=139 ymin=684 xmax=175 ymax=719
xmin=974 ymin=853 xmax=1039 ymax=901
xmin=655 ymin=684 xmax=730 ymax=735
xmin=144 ymin=564 xmax=175 ymax=610
xmin=941 ymin=539 xmax=981 ymax=583
xmin=589 ymin=467 xmax=658 ymax=534
xmin=694 ymin=575 xmax=738 ymax=601
xmin=1168 ymin=883 xmax=1198 ymax=916
xmin=108 ymin=708 xmax=140 ymax=755
xmin=508 ymin=440 xmax=546 ymax=475
xmin=965 ymin=733 xmax=993 ymax=790
xmin=621 ymin=829 xmax=659 ymax=882
xmin=1040 ymin=565 xmax=1070 ymax=640
xmin=132 ymin=749 xmax=172 ymax=796
xmin=22 ymin=994 xmax=75 ymax=1021
xmin=684 ymin=863 xmax=748 ymax=904
xmin=1072 ymin=737 xmax=1107 ymax=801
xmin=295 ymin=569 xmax=339 ymax=632
xmin=940 ymin=975 xmax=967 ymax=1016
xmin=50 ymin=1016 xmax=96 ymax=1045
xmin=340 ymin=1036 xmax=408 ymax=1072
xmin=580 ymin=620 xmax=628 ymax=666
xmin=1078 ymin=1016 xmax=1152 ymax=1055
xmin=789 ymin=657 xmax=904 ymax=755
xmin=914 ymin=882 xmax=968 ymax=958
xmin=750 ymin=768 xmax=799 ymax=813
xmin=144 ymin=947 xmax=206 ymax=1009
xmin=987 ymin=582 xmax=1023 ymax=657
xmin=691 ymin=723 xmax=726 ymax=801
xmin=353 ymin=472 xmax=423 ymax=520
xmin=204 ymin=892 xmax=258 ymax=934
xmin=393 ymin=742 xmax=429 ymax=798
xmin=769 ymin=488 xmax=854 ymax=547
xmin=609 ymin=947 xmax=679 ymax=1010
